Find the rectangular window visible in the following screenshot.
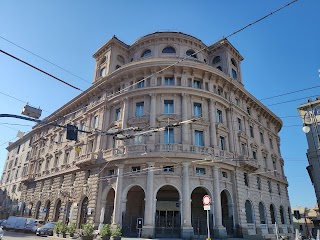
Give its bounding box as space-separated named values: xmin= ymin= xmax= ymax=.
xmin=196 ymin=168 xmax=206 ymax=174
xmin=268 ymin=180 xmax=272 ymax=193
xmin=109 ymin=169 xmax=115 ymax=175
xmin=264 ymin=156 xmax=267 ymax=168
xmin=88 ymin=140 xmax=94 ymax=152
xmin=134 ymin=135 xmax=143 ymax=145
xmin=164 ymin=100 xmax=174 ymax=114
xmin=64 ymin=152 xmax=69 ymax=164
xmin=250 ymin=126 xmax=254 ymax=138
xmin=99 ymin=67 xmax=106 ymax=77
xmin=253 ymin=151 xmax=257 ymax=160
xmin=29 ymin=137 xmax=33 ymax=147
xmin=164 ymin=128 xmax=174 ymax=144
xmin=217 ymin=110 xmax=223 ymax=123
xmin=164 ymin=77 xmax=174 ymax=86
xmin=222 ymin=171 xmax=228 ymax=178
xmin=241 ymin=143 xmax=247 ymax=155
xmin=193 ymin=103 xmax=202 ymax=117
xmin=16 ymin=145 xmax=21 ymax=154
xmin=163 ymin=166 xmax=174 ymax=172
xmin=237 ymin=118 xmax=242 ymax=131
xmin=93 ymin=115 xmax=99 ymax=129
xmin=132 ymin=166 xmax=141 ymax=172
xmin=260 ymin=132 xmax=264 ymax=144
xmin=193 ymin=80 xmax=202 ymax=89
xmin=235 ymin=98 xmax=240 ymax=106
xmin=269 ymin=138 xmax=273 ymax=149
xmin=116 ymin=108 xmax=121 ymax=121
xmin=194 ymin=130 xmax=204 ymax=146
xmin=232 ymin=69 xmax=237 ymax=79
xmin=277 ymin=183 xmax=281 ymax=195
xmin=247 ymin=107 xmax=251 ymax=116
xmin=135 ymin=102 xmax=144 ymax=116
xmin=244 ymin=172 xmax=249 ymax=187
xmin=220 ymin=136 xmax=226 ymax=150
xmin=257 ymin=176 xmax=261 ymax=190
xmin=137 ymin=80 xmax=145 ymax=88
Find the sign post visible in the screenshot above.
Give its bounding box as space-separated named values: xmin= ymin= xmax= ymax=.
xmin=202 ymin=195 xmax=211 ymax=240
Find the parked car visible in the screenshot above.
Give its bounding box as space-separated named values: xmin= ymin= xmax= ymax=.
xmin=13 ymin=217 xmax=28 ymax=231
xmin=36 ymin=222 xmax=56 ymax=236
xmin=0 ymin=220 xmax=5 ymax=227
xmin=3 ymin=216 xmax=19 ymax=230
xmin=24 ymin=218 xmax=45 ymax=233
xmin=0 ymin=226 xmax=3 ymax=240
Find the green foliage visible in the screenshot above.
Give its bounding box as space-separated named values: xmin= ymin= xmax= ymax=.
xmin=100 ymin=224 xmax=111 ymax=237
xmin=60 ymin=223 xmax=68 ymax=234
xmin=111 ymin=225 xmax=122 ymax=237
xmin=81 ymin=223 xmax=94 ymax=236
xmin=54 ymin=221 xmax=63 ymax=234
xmin=68 ymin=223 xmax=76 ymax=234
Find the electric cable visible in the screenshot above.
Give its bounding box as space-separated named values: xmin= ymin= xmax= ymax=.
xmin=0 ymin=35 xmax=92 ymax=85
xmin=0 ymin=49 xmax=82 ymax=91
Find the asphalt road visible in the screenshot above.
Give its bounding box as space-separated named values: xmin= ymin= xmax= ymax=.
xmin=2 ymin=230 xmax=56 ymax=239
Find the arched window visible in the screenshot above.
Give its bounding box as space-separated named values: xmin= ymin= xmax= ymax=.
xmin=186 ymin=49 xmax=197 ymax=58
xmin=141 ymin=49 xmax=152 ymax=58
xmin=259 ymin=202 xmax=266 ymax=224
xmin=288 ymin=207 xmax=292 ymax=224
xmin=117 ymin=55 xmax=125 ymax=64
xmin=245 ymin=200 xmax=254 ymax=223
xmin=231 ymin=58 xmax=237 ymax=68
xmin=162 ymin=46 xmax=176 ymax=54
xmin=99 ymin=56 xmax=106 ymax=65
xmin=270 ymin=204 xmax=276 ymax=224
xmin=280 ymin=206 xmax=286 ymax=224
xmin=212 ymin=56 xmax=221 ymax=64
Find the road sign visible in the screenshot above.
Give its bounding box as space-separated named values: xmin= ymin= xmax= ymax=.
xmin=204 ymin=205 xmax=211 ymax=210
xmin=202 ymin=195 xmax=211 ymax=206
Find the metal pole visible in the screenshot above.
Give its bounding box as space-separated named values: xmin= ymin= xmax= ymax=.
xmin=207 ymin=210 xmax=210 ymax=240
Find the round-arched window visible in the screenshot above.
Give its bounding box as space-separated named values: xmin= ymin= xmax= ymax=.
xmin=186 ymin=49 xmax=197 ymax=58
xmin=162 ymin=46 xmax=176 ymax=54
xmin=212 ymin=56 xmax=221 ymax=64
xmin=245 ymin=200 xmax=254 ymax=223
xmin=141 ymin=49 xmax=152 ymax=58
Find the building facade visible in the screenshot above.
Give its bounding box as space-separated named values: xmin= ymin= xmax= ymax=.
xmin=298 ymin=99 xmax=320 ymax=208
xmin=1 ymin=32 xmax=293 ymax=239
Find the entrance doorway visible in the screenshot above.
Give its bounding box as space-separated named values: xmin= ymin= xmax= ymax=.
xmin=53 ymin=199 xmax=61 ymax=222
xmin=122 ymin=186 xmax=145 ymax=237
xmin=77 ymin=196 xmax=88 ymax=228
xmin=104 ymin=189 xmax=115 ymax=224
xmin=34 ymin=201 xmax=41 ymax=219
xmin=44 ymin=200 xmax=51 ymax=222
xmin=191 ymin=187 xmax=211 ymax=236
xmin=221 ymin=190 xmax=234 ymax=236
xmin=155 ymin=185 xmax=180 ymax=238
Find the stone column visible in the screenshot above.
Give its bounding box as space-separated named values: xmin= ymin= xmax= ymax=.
xmin=122 ymin=99 xmax=129 ymax=129
xmin=112 ymin=164 xmax=124 ymax=225
xmin=209 ymin=99 xmax=218 ymax=147
xmin=226 ymin=109 xmax=234 ymax=153
xmin=149 ymin=94 xmax=157 ymax=143
xmin=181 ymin=93 xmax=189 ymax=144
xmin=212 ymin=166 xmax=227 ymax=238
xmin=142 ymin=162 xmax=155 ymax=238
xmin=181 ymin=162 xmax=193 ymax=238
xmin=98 ymin=204 xmax=106 ymax=230
xmin=101 ymin=106 xmax=110 ymax=150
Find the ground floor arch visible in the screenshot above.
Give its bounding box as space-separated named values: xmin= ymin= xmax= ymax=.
xmin=122 ymin=185 xmax=145 ymax=236
xmin=191 ymin=187 xmax=211 ymax=236
xmin=53 ymin=199 xmax=61 ymax=222
xmin=44 ymin=200 xmax=51 ymax=222
xmin=104 ymin=189 xmax=115 ymax=224
xmin=77 ymin=196 xmax=88 ymax=228
xmin=155 ymin=185 xmax=181 ymax=238
xmin=221 ymin=189 xmax=234 ymax=236
xmin=34 ymin=201 xmax=41 ymax=219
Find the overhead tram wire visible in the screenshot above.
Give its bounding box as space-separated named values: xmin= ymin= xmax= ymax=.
xmin=0 ymin=35 xmax=92 ymax=85
xmin=0 ymin=49 xmax=82 ymax=91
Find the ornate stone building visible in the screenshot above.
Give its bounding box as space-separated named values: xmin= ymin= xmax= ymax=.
xmin=1 ymin=32 xmax=293 ymax=239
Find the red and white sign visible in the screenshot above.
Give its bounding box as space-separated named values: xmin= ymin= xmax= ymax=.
xmin=202 ymin=195 xmax=211 ymax=206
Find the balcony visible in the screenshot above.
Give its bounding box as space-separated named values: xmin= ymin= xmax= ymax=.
xmin=238 ymin=156 xmax=259 ymax=171
xmin=21 ymin=174 xmax=35 ymax=182
xmin=155 ymin=144 xmax=183 ymax=152
xmin=75 ymin=152 xmax=98 ymax=167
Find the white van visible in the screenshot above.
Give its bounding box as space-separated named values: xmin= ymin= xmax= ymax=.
xmin=3 ymin=216 xmax=18 ymax=230
xmin=13 ymin=217 xmax=28 ymax=231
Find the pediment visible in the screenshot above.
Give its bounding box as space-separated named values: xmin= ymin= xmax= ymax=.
xmin=216 ymin=123 xmax=229 ymax=133
xmin=157 ymin=114 xmax=181 ymax=123
xmin=127 ymin=116 xmax=149 ymax=126
xmin=250 ymin=141 xmax=259 ymax=150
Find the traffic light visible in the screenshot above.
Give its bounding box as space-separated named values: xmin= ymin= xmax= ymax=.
xmin=66 ymin=124 xmax=78 ymax=141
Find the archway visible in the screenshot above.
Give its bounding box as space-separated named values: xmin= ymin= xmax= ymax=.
xmin=155 ymin=185 xmax=181 ymax=238
xmin=44 ymin=200 xmax=51 ymax=222
xmin=34 ymin=201 xmax=41 ymax=219
xmin=191 ymin=187 xmax=211 ymax=236
xmin=104 ymin=189 xmax=115 ymax=224
xmin=64 ymin=201 xmax=72 ymax=224
xmin=53 ymin=199 xmax=62 ymax=222
xmin=280 ymin=205 xmax=286 ymax=224
xmin=221 ymin=189 xmax=234 ymax=236
xmin=270 ymin=204 xmax=276 ymax=224
xmin=77 ymin=196 xmax=89 ymax=228
xmin=28 ymin=202 xmax=33 ymax=217
xmin=122 ymin=186 xmax=145 ymax=237
xmin=259 ymin=202 xmax=267 ymax=224
xmin=245 ymin=200 xmax=254 ymax=223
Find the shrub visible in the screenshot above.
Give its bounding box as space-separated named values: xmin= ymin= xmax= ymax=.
xmin=111 ymin=225 xmax=122 ymax=237
xmin=60 ymin=223 xmax=68 ymax=234
xmin=68 ymin=223 xmax=76 ymax=234
xmin=82 ymin=223 xmax=94 ymax=236
xmin=100 ymin=224 xmax=111 ymax=237
xmin=54 ymin=221 xmax=63 ymax=234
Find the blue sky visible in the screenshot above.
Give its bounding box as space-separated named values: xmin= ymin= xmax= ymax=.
xmin=0 ymin=0 xmax=319 ymax=207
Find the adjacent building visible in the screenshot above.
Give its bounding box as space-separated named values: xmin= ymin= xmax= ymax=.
xmin=0 ymin=32 xmax=293 ymax=239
